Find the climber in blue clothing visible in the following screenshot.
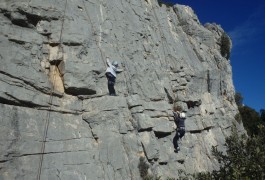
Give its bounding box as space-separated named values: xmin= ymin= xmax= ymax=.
xmin=172 ymin=106 xmax=186 ymax=152
xmin=105 ymin=57 xmax=123 ymax=96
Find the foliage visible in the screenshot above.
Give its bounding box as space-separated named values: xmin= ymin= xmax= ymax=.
xmin=220 ymin=32 xmax=231 ymax=59
xmin=235 ymin=92 xmax=243 ymax=107
xmin=157 ymin=0 xmax=175 ymax=7
xmin=239 ymin=106 xmax=261 ymax=135
xmin=193 ymin=172 xmax=212 ymax=180
xmin=235 ymin=92 xmax=263 ymax=135
xmin=260 ymin=109 xmax=265 ymax=124
xmin=194 ymin=126 xmax=265 ymax=179
xmin=234 ymin=113 xmax=242 ymax=124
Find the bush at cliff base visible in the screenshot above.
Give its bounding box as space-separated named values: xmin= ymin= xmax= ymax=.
xmin=195 ymin=125 xmax=265 ymax=180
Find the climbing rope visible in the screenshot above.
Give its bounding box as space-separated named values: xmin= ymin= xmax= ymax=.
xmin=81 ymin=0 xmax=107 ymax=68
xmin=82 ymin=0 xmax=134 ymax=96
xmin=150 ymin=0 xmax=177 ymax=107
xmin=115 ymin=45 xmax=132 ymax=95
xmin=36 ymin=1 xmax=68 ymax=179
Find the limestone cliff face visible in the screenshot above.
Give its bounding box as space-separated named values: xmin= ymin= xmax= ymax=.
xmin=0 ymin=0 xmax=244 ymax=179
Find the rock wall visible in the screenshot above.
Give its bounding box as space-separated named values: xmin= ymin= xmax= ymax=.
xmin=0 ymin=0 xmax=245 ymax=179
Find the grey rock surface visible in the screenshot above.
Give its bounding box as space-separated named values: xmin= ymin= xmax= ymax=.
xmin=0 ymin=0 xmax=245 ymax=179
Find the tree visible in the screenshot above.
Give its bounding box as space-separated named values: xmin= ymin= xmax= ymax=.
xmin=235 ymin=92 xmax=243 ymax=107
xmin=260 ymin=109 xmax=265 ymax=124
xmin=234 ymin=92 xmax=263 ymax=135
xmin=195 ymin=125 xmax=265 ymax=179
xmin=157 ymin=0 xmax=175 ymax=7
xmin=220 ymin=32 xmax=231 ymax=59
xmin=239 ymin=106 xmax=260 ymax=135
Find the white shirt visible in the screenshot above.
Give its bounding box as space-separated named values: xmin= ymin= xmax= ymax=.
xmin=105 ymin=58 xmax=123 ymax=77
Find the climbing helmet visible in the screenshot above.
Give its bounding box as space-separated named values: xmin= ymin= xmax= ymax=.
xmin=112 ymin=61 xmax=118 ymax=67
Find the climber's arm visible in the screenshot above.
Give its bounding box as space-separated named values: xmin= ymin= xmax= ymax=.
xmin=173 ymin=111 xmax=180 ymax=124
xmin=116 ymin=68 xmax=123 ymax=73
xmin=106 ymin=57 xmax=111 ymax=67
xmin=172 ymin=123 xmax=177 ymax=129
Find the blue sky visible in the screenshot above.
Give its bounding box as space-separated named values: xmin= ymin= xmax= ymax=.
xmin=163 ymin=0 xmax=265 ymax=112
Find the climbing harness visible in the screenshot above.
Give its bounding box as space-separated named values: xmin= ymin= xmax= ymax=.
xmin=37 ymin=0 xmax=67 ymax=179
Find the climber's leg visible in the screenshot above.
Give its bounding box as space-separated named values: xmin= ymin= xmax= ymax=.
xmin=106 ymin=72 xmax=116 ymax=96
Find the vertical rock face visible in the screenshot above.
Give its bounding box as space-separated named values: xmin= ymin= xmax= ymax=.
xmin=0 ymin=0 xmax=244 ymax=179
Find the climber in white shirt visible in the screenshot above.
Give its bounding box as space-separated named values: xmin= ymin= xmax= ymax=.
xmin=105 ymin=57 xmax=123 ymax=96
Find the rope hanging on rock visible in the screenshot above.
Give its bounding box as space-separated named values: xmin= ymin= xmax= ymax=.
xmin=82 ymin=0 xmax=107 ymax=68
xmin=115 ymin=46 xmax=132 ymax=95
xmin=150 ymin=0 xmax=177 ymax=108
xmin=82 ymin=0 xmax=133 ymax=96
xmin=37 ymin=0 xmax=68 ymax=179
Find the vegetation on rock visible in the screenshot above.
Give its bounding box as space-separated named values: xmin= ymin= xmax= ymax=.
xmin=157 ymin=0 xmax=175 ymax=7
xmin=195 ymin=125 xmax=265 ymax=179
xmin=220 ymin=32 xmax=231 ymax=59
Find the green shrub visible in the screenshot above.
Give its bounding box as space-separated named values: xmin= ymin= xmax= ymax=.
xmin=260 ymin=109 xmax=265 ymax=124
xmin=194 ymin=125 xmax=265 ymax=179
xmin=235 ymin=92 xmax=264 ymax=135
xmin=239 ymin=106 xmax=261 ymax=136
xmin=220 ymin=32 xmax=231 ymax=59
xmin=157 ymin=0 xmax=175 ymax=7
xmin=235 ymin=92 xmax=243 ymax=107
xmin=235 ymin=113 xmax=242 ymax=124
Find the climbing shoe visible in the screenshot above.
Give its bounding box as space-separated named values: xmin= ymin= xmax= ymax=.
xmin=174 ymin=147 xmax=180 ymax=153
